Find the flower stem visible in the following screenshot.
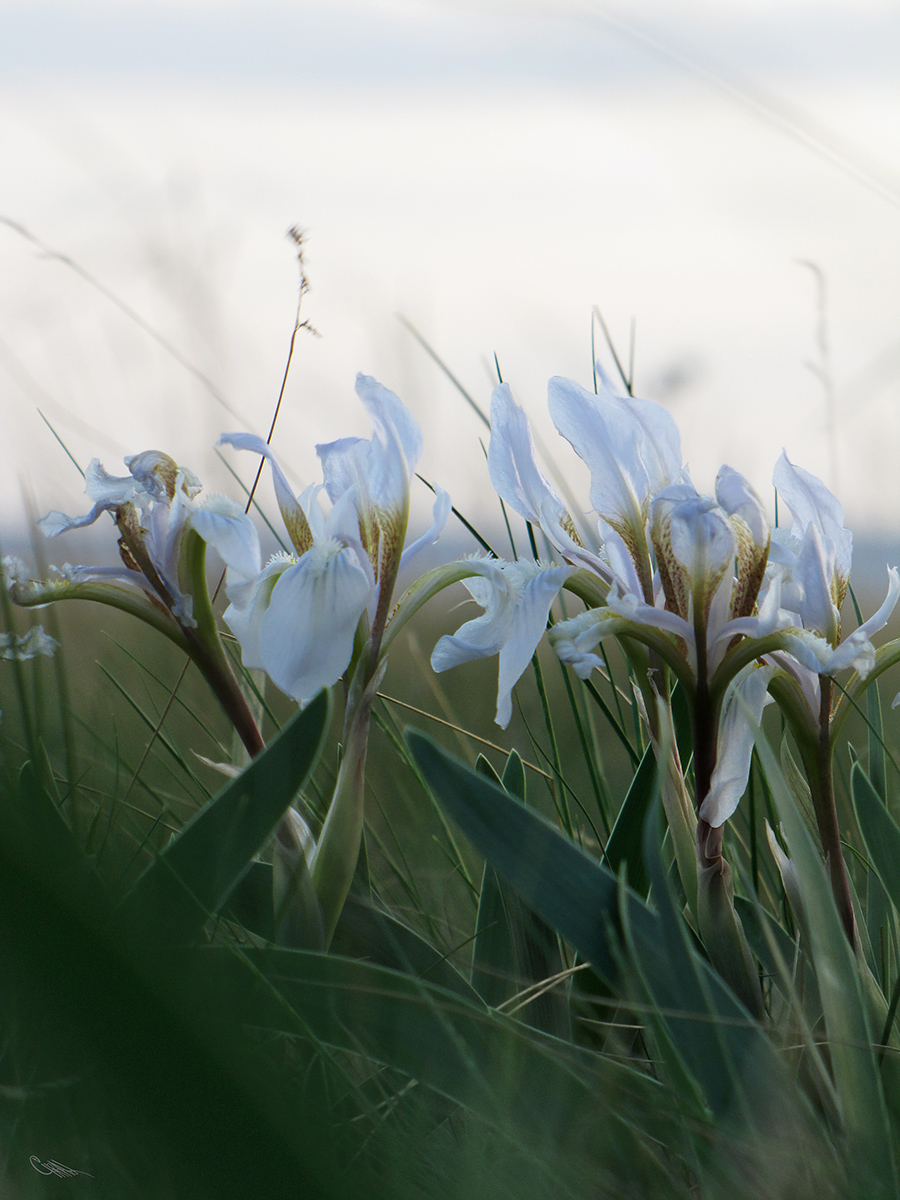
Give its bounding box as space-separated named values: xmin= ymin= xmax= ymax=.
xmin=808 ymin=678 xmax=858 ymax=949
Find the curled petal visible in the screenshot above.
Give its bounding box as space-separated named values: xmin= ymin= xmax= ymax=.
xmin=549 ymin=607 xmax=639 ymax=679
xmin=431 ymin=559 xmax=573 ymax=727
xmin=84 ymin=457 xmax=144 ymax=507
xmin=548 ymin=375 xmax=680 ymax=544
xmin=399 ymin=485 xmax=452 ymax=573
xmin=38 ymin=503 xmax=109 ymax=537
xmin=700 ymin=664 xmax=775 ymax=827
xmin=774 ymin=452 xmax=852 ymax=607
xmin=488 ymin=384 xmax=569 ymax=530
xmin=818 ymin=565 xmax=900 ymax=678
xmin=218 ymin=432 xmax=313 ymax=556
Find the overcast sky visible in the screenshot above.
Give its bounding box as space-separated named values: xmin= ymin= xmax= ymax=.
xmin=1 ymin=0 xmax=898 ymax=557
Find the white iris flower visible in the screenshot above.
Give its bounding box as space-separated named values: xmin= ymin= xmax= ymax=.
xmin=219 ymin=374 xmax=450 ymax=704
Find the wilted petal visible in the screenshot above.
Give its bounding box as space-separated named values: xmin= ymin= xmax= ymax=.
xmin=84 ymin=457 xmax=144 ymax=507
xmin=431 ymin=559 xmax=573 ymax=727
xmin=700 ymin=663 xmax=775 ymax=827
xmin=38 ymin=503 xmax=109 ymax=537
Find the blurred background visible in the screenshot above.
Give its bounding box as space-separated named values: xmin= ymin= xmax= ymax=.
xmin=1 ymin=0 xmax=898 ymax=562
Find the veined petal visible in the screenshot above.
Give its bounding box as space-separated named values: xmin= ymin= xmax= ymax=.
xmin=431 ymin=559 xmax=573 ymax=727
xmin=548 ymin=375 xmax=647 ymax=541
xmin=257 ymin=538 xmax=372 ymax=703
xmin=716 ymin=465 xmax=769 ymax=619
xmin=218 ymin=432 xmax=313 ymax=556
xmin=651 ymin=487 xmax=734 ymax=626
xmin=700 ymin=664 xmax=775 ymax=827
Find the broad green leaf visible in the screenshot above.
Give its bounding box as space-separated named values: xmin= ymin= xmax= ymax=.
xmin=408 ymin=730 xmax=797 ymax=1137
xmin=868 ymin=680 xmax=887 ymax=802
xmin=121 ymin=690 xmax=330 ymax=940
xmin=854 ymin=760 xmax=900 ymax=920
xmin=761 ymin=741 xmax=898 ymax=1197
xmin=471 ymin=751 xmax=570 ymax=1037
xmin=408 ymin=728 xmax=644 ymax=987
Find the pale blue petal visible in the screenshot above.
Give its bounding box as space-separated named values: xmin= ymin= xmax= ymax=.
xmin=431 ymin=559 xmax=573 ymax=728
xmin=700 ymin=664 xmax=775 ymax=827
xmin=257 ymin=540 xmax=372 ymax=704
xmin=488 ymin=384 xmax=566 ymax=527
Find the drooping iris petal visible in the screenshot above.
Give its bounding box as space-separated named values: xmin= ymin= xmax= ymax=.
xmin=700 ymin=664 xmax=775 ymax=827
xmin=230 ymin=540 xmax=372 ymax=705
xmin=190 ymin=495 xmax=262 ymax=582
xmin=549 ymin=607 xmax=648 ymax=680
xmin=431 ymin=559 xmax=573 ymax=727
xmin=223 ymin=555 xmax=289 ymax=668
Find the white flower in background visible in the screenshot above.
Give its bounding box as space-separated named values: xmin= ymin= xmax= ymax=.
xmin=768 ymin=452 xmax=899 ymax=704
xmin=0 ymin=625 xmax=58 ymax=661
xmin=34 ymin=450 xmax=257 ymax=627
xmin=432 ymin=372 xmax=684 ymax=726
xmin=219 ymin=373 xmax=450 ymax=704
xmin=431 ymin=557 xmax=575 ymax=727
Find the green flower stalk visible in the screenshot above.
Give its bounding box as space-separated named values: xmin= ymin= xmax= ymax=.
xmin=217 ymin=374 xmax=461 ymax=945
